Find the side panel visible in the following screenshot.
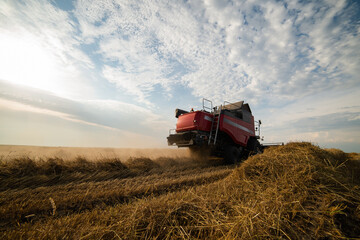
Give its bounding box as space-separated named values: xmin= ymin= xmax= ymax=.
xmin=220 ymin=114 xmax=255 ymax=146
xmin=176 ymin=112 xmax=197 ymax=132
xmin=176 ymin=111 xmax=213 ymax=132
xmin=196 ymin=112 xmax=213 ymax=132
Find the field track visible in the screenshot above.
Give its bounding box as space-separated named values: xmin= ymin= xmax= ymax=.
xmin=0 ymin=154 xmax=234 ymax=233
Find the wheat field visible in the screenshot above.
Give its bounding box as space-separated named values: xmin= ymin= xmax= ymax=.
xmin=0 ymin=145 xmax=189 ymax=161
xmin=0 ymin=142 xmax=359 ymax=239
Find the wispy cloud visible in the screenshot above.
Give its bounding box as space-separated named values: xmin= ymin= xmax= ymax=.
xmin=0 ymin=80 xmax=171 ymax=136
xmin=73 ymin=0 xmax=359 ymax=105
xmin=2 ymin=0 xmax=359 ymax=105
xmin=0 ymin=0 xmax=95 ymax=98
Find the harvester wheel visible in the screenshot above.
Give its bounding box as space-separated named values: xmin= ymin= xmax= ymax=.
xmin=224 ymin=145 xmax=241 ymax=164
xmin=248 ymin=138 xmax=262 ymax=156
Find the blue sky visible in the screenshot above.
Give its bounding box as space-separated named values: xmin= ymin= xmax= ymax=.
xmin=0 ymin=0 xmax=359 ymax=151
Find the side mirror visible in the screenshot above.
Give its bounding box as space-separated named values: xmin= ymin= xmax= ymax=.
xmin=259 ymin=120 xmax=262 ymax=125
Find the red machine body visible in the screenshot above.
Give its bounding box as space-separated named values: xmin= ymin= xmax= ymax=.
xmin=175 ymin=111 xmax=255 ymax=147
xmin=168 ymin=99 xmax=262 ymax=163
xmin=219 ymin=112 xmax=255 ymax=147
xmin=176 ymin=111 xmax=213 ymax=133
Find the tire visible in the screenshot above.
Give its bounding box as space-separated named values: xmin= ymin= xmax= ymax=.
xmin=224 ymin=145 xmax=241 ymax=164
xmin=247 ymin=138 xmax=262 ymax=156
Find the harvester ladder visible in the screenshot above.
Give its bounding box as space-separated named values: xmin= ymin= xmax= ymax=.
xmin=208 ymin=105 xmax=222 ymax=145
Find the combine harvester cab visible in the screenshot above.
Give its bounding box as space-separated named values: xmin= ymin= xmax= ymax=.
xmin=167 ymin=99 xmax=263 ymax=163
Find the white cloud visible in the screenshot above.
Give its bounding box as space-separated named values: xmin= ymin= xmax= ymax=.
xmin=0 ymin=104 xmax=165 ymax=148
xmin=0 ymin=97 xmax=122 ymax=132
xmin=0 ymin=0 xmax=95 ymax=99
xmin=2 ymin=0 xmax=358 ymax=106
xmin=100 ymin=36 xmax=170 ymax=105
xmin=257 ymin=88 xmax=360 ymax=149
xmin=75 ymin=0 xmax=188 ymax=104
xmin=0 ymin=80 xmax=172 ymax=137
xmin=72 ymin=0 xmax=359 ymax=107
xmin=0 ymin=98 xmax=70 ymax=119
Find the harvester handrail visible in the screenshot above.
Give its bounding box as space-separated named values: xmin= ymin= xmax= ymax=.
xmin=254 ymin=120 xmax=261 ymax=138
xmin=214 ymin=105 xmax=222 ymax=145
xmin=202 ymin=98 xmax=213 ymax=112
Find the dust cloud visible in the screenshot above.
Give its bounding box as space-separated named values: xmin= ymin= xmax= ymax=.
xmin=0 ymin=145 xmax=190 ymax=161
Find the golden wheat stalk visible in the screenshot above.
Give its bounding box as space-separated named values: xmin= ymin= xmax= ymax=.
xmin=49 ymin=197 xmax=56 ymax=216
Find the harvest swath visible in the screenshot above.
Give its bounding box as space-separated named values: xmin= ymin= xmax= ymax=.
xmin=0 ymin=142 xmax=359 ymax=239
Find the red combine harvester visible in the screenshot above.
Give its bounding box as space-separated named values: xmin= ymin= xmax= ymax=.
xmin=167 ymin=99 xmax=264 ymax=163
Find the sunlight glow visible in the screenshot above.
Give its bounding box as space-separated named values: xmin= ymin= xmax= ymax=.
xmin=0 ymin=31 xmax=65 ymax=94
